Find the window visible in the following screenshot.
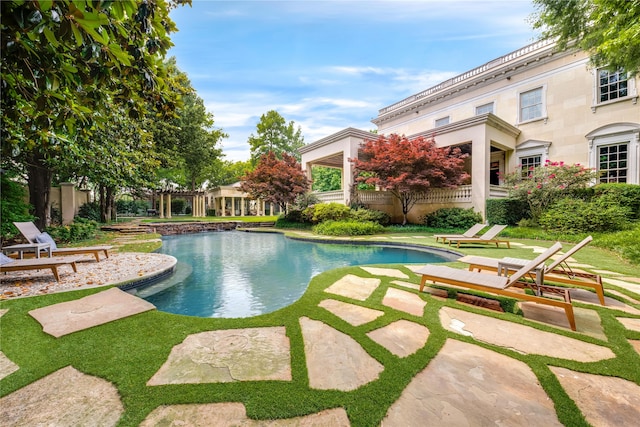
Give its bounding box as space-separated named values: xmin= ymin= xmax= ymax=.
xmin=519 ymin=87 xmax=543 ymax=122
xmin=435 ymin=116 xmax=450 ymax=127
xmin=598 ymin=68 xmax=628 ymax=103
xmin=598 ymin=143 xmax=628 ymax=183
xmin=587 ymin=123 xmax=639 ymax=185
xmin=475 ymin=102 xmax=494 ymax=115
xmin=519 ymin=155 xmax=542 ymax=178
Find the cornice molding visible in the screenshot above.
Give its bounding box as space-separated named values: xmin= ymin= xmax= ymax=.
xmin=299 ymin=127 xmax=375 ymax=154
xmin=372 ymin=40 xmax=580 ymax=126
xmin=406 ymin=113 xmax=521 ymax=140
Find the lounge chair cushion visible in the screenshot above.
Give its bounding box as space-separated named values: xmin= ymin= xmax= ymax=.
xmin=0 ymin=253 xmax=14 ymax=265
xmin=35 ymin=232 xmax=58 ymax=250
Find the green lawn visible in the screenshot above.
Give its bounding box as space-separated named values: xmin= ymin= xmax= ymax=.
xmin=1 ymin=230 xmax=639 ymax=426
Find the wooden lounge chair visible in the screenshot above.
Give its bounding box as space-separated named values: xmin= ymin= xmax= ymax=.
xmin=1 ymin=253 xmax=80 ymax=282
xmin=457 ymin=236 xmax=605 ymax=305
xmin=433 ymin=223 xmax=486 ymax=243
xmin=416 ymin=242 xmax=578 ymax=330
xmin=446 ymin=224 xmax=510 ymax=248
xmin=13 ymin=221 xmax=112 ymax=262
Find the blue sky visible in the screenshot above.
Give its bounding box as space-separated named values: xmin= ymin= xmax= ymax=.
xmin=168 ymin=0 xmax=541 ymax=162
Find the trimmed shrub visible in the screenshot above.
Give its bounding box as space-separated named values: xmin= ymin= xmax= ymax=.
xmin=539 ymin=197 xmax=630 ymax=233
xmin=303 ymin=202 xmax=351 ymax=224
xmin=77 ymin=202 xmax=101 ymax=221
xmin=1 ymin=174 xmax=34 ymax=241
xmin=45 ymin=218 xmax=99 ymax=243
xmin=314 ymin=220 xmax=384 ymax=236
xmin=349 ymin=208 xmax=391 ymax=225
xmin=171 ymin=198 xmax=186 ymax=215
xmin=422 ymin=207 xmax=482 ymax=229
xmin=486 ymin=198 xmax=529 ymax=225
xmin=294 ymin=192 xmax=320 ymax=209
xmin=594 ymin=183 xmax=640 ymax=220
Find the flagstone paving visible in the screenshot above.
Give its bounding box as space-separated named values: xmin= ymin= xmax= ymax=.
xmin=381 ymin=287 xmax=426 ymax=316
xmin=29 ymin=287 xmax=155 ymax=337
xmin=147 ymin=327 xmax=291 ymax=385
xmin=382 ymin=339 xmax=563 ymax=426
xmin=0 ymin=366 xmax=123 ymax=426
xmin=617 ymin=316 xmax=640 ymax=332
xmin=323 ymin=273 xmax=380 ymax=300
xmin=318 ymin=298 xmax=384 ymax=326
xmin=550 ymin=366 xmax=640 ymax=427
xmin=366 ymin=319 xmax=430 ymax=357
xmin=0 ymin=309 xmax=18 ymax=381
xmin=140 ymin=404 xmax=350 ymax=426
xmin=300 ymin=316 xmax=383 ymax=391
xmin=360 ymin=266 xmax=409 ymax=279
xmin=439 ymin=306 xmax=615 ymax=362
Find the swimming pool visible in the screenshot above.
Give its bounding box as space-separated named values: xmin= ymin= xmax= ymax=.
xmin=141 ymin=231 xmax=453 ymax=318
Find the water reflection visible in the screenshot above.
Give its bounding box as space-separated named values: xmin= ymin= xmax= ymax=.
xmin=143 ymin=231 xmax=450 ymax=318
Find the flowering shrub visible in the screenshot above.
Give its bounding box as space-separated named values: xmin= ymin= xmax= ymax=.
xmin=500 ymin=160 xmax=598 ymax=223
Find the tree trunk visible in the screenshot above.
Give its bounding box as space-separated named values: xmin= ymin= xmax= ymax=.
xmin=26 ymin=152 xmax=53 ymax=230
xmin=99 ymin=185 xmax=108 ymax=223
xmin=105 ymin=187 xmax=115 ymax=222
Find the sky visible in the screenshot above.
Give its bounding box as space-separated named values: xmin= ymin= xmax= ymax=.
xmin=168 ymin=0 xmax=541 ymax=162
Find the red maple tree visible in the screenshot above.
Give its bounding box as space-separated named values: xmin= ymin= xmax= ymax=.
xmin=240 ymin=151 xmax=310 ymax=214
xmin=351 ymin=134 xmax=469 ymax=225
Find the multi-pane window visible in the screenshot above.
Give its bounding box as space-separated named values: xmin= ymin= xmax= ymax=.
xmin=519 ymin=88 xmax=543 ymax=122
xmin=598 ymin=69 xmax=628 ymax=103
xmin=475 ymin=102 xmax=494 ymax=115
xmin=598 ymin=143 xmax=628 ymax=183
xmin=435 ymin=116 xmax=450 ymax=127
xmin=520 ymin=155 xmax=541 ymax=178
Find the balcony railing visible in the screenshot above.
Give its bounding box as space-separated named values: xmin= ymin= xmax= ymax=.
xmin=313 ymin=184 xmax=509 ymax=206
xmin=313 ymin=190 xmax=346 ymax=204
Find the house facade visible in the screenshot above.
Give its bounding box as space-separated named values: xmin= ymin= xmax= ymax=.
xmin=299 ymin=39 xmax=640 ymax=223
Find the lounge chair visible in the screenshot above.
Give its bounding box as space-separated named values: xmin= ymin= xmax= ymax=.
xmin=13 ymin=222 xmax=112 ymax=262
xmin=416 ymin=242 xmax=577 ymax=330
xmin=457 ymin=236 xmax=605 ymax=305
xmin=433 ymin=223 xmax=486 ymax=243
xmin=446 ymin=224 xmax=510 ymax=248
xmin=0 ymin=253 xmax=80 ymax=282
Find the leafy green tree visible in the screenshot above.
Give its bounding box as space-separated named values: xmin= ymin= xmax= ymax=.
xmin=312 ymin=166 xmax=342 ymax=192
xmin=0 ymin=172 xmax=34 ymax=242
xmin=248 ymin=110 xmax=305 ymax=164
xmin=1 ymin=0 xmax=187 ymax=228
xmin=240 ymin=152 xmax=310 ymax=214
xmin=208 ymin=160 xmax=253 ymax=187
xmin=532 ymin=0 xmax=640 ymax=73
xmin=175 ymin=94 xmax=226 ymax=190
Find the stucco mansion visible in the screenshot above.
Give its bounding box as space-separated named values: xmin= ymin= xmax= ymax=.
xmin=299 ymin=39 xmax=640 ymax=223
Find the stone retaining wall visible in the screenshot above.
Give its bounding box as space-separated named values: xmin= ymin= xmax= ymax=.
xmin=142 ymin=222 xmax=239 ymax=235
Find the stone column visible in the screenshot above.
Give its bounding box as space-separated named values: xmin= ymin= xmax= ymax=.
xmin=60 ymin=182 xmax=76 ymax=225
xmin=241 ymin=197 xmax=245 ymax=216
xmin=166 ymin=194 xmax=172 ymax=219
xmin=159 ymin=194 xmax=164 ymax=218
xmin=221 ymin=196 xmax=226 ymax=216
xmin=200 ymin=195 xmax=205 ymax=217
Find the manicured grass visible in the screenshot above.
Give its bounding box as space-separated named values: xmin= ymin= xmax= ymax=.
xmin=1 ymin=230 xmax=639 ymax=426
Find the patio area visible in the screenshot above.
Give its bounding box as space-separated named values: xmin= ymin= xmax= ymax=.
xmin=1 ymin=233 xmax=640 ymax=426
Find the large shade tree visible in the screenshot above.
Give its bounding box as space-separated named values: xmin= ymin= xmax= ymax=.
xmin=532 ymin=0 xmax=640 ymax=73
xmin=1 ymin=0 xmax=188 ymax=228
xmin=248 ymin=110 xmax=305 ymax=164
xmin=240 ymin=151 xmax=310 ymax=214
xmin=351 ymin=134 xmax=469 ymax=225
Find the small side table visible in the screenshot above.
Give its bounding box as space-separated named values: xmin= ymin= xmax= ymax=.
xmin=2 ymin=243 xmax=52 ymax=259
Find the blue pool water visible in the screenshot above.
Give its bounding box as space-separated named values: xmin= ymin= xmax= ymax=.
xmin=141 ymin=231 xmax=452 ymax=318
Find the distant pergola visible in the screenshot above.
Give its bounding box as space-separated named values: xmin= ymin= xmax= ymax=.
xmin=157 ymin=190 xmax=207 ymax=219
